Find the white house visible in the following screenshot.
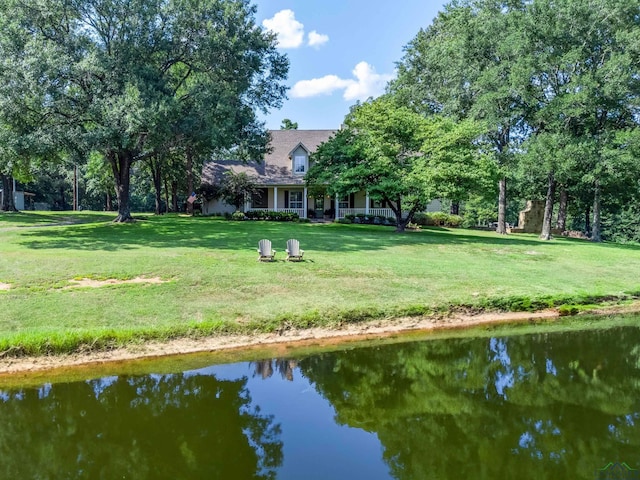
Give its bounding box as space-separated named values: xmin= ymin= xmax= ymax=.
xmin=201 ymin=129 xmax=441 ymax=219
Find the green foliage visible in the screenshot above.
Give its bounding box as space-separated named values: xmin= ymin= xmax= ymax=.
xmin=0 ymin=0 xmax=288 ymax=221
xmin=413 ymin=212 xmax=463 ymax=227
xmin=602 ymin=204 xmax=640 ymax=244
xmin=231 ymin=211 xmax=246 ymax=221
xmin=391 ymin=0 xmax=640 ymax=238
xmin=308 ymin=97 xmax=436 ymax=231
xmin=217 ymin=171 xmax=259 ymax=211
xmin=243 ymin=210 xmax=299 ymax=222
xmin=280 ymin=119 xmax=298 ymax=130
xmin=460 ymin=195 xmax=498 ymax=227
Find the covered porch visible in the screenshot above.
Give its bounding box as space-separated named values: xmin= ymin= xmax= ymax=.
xmin=245 ymin=186 xmax=394 ymax=219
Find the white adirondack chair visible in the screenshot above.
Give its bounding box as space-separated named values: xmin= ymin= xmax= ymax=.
xmin=257 ymin=239 xmax=276 ymax=261
xmin=285 ymin=239 xmax=304 ymax=261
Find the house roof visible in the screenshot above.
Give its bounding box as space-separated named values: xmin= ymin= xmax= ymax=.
xmin=202 ymin=129 xmax=336 ymax=186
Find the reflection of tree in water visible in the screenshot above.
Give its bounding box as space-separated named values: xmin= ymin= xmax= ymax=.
xmin=299 ymin=327 xmax=640 ymax=480
xmin=0 ymin=372 xmax=283 ymax=479
xmin=252 ymin=359 xmax=299 ymax=381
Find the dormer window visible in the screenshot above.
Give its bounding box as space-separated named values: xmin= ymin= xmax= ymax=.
xmin=293 ymin=154 xmax=306 ymax=174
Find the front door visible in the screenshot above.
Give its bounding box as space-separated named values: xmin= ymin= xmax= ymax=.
xmin=314 ymin=197 xmax=325 ymax=219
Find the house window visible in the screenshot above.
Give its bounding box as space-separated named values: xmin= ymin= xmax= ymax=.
xmin=289 ymin=191 xmax=303 ymax=209
xmin=370 ymin=198 xmax=387 ymax=208
xmin=339 ymin=195 xmax=353 ymax=209
xmin=293 ymin=155 xmax=306 ymax=174
xmin=251 ymin=188 xmax=268 ymax=209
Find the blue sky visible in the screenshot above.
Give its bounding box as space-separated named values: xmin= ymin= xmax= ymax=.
xmin=255 ymin=0 xmax=449 ymax=130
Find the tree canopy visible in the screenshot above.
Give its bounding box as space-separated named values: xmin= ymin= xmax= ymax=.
xmin=0 ymin=0 xmax=288 ymax=221
xmin=391 ymin=0 xmax=640 ymax=240
xmin=307 ymin=97 xmax=486 ymax=231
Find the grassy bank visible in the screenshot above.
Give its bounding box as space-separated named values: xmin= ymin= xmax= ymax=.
xmin=1 ymin=211 xmax=640 ymax=356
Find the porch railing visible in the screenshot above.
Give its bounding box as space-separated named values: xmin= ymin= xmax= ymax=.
xmin=337 ymin=208 xmax=394 ymax=219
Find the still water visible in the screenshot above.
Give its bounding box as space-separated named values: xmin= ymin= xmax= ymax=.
xmin=1 ymin=318 xmax=640 ymax=479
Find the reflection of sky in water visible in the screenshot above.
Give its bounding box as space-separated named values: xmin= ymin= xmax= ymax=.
xmin=192 ymin=362 xmax=392 ymax=480
xmin=86 ymin=376 xmax=117 ymax=399
xmin=490 ymin=337 xmax=515 ymax=398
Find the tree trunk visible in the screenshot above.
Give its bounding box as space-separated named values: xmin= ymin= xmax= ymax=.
xmin=496 ymin=176 xmax=507 ymax=234
xmin=386 ymin=195 xmax=406 ymax=232
xmin=148 ymin=155 xmax=163 ymax=215
xmin=539 ymin=171 xmax=556 ymax=241
xmin=105 ymin=191 xmax=113 ymax=211
xmin=73 ymin=165 xmax=78 ymax=211
xmin=186 ymin=147 xmax=194 ymax=216
xmin=591 ymin=180 xmax=601 ymax=242
xmin=0 ymin=174 xmax=17 ymax=211
xmin=450 ymin=201 xmax=459 ymax=215
xmin=584 ymin=205 xmax=591 ymax=236
xmin=109 ymin=150 xmax=134 ymax=222
xmin=171 ymin=181 xmax=179 ymax=212
xmin=59 ymin=185 xmax=67 ymax=211
xmin=555 ymin=188 xmax=568 ymax=231
xmin=163 ymin=177 xmax=170 ymax=213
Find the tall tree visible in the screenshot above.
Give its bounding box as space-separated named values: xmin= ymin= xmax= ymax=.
xmin=308 ymin=97 xmax=432 ymax=232
xmin=392 ymin=0 xmax=530 ymax=234
xmin=308 ymin=97 xmax=484 ymax=232
xmin=0 ymin=0 xmax=288 ymax=222
xmin=518 ymin=0 xmax=640 ymax=241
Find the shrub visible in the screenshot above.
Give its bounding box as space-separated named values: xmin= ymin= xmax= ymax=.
xmin=231 ymin=211 xmax=246 ymax=221
xmin=429 ymin=211 xmax=449 ymax=226
xmin=413 ymin=212 xmax=429 ymax=226
xmin=345 ymin=214 xmax=356 ymax=221
xmin=446 ymin=214 xmax=463 ymax=227
xmin=335 ymin=218 xmax=352 ymax=224
xmin=241 ymin=210 xmax=299 ymax=222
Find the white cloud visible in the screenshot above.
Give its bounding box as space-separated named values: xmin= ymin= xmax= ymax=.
xmin=291 ymin=62 xmax=394 ymax=101
xmin=308 ymin=30 xmax=329 ymax=48
xmin=262 ymin=10 xmax=304 ymax=49
xmin=343 ymin=62 xmax=394 ymax=101
xmin=291 ymin=75 xmax=353 ymax=98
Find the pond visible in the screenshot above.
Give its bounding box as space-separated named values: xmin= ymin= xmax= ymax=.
xmin=1 ymin=316 xmax=640 ymax=479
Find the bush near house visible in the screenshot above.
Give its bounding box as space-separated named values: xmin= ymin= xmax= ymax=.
xmin=243 ymin=210 xmax=300 ymax=222
xmin=345 ymin=214 xmax=395 ymax=226
xmin=413 ymin=212 xmax=463 ymax=227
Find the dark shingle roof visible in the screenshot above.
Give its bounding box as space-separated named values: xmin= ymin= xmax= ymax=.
xmin=202 ymin=129 xmax=336 ymax=186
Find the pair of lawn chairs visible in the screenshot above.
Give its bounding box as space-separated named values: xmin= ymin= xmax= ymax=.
xmin=257 ymin=239 xmax=304 ymax=262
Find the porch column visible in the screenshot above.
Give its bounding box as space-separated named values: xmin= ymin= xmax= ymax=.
xmin=334 ymin=196 xmax=339 ymax=219
xmin=273 ymin=187 xmax=278 ymax=211
xmin=365 ymin=192 xmax=370 ymax=215
xmin=244 ymin=195 xmax=251 ymax=212
xmin=303 ymin=187 xmax=308 ymax=218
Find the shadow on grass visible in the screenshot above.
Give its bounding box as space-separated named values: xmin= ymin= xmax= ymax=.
xmin=0 ymin=211 xmax=114 ymax=227
xmin=14 ymin=214 xmax=639 ymax=254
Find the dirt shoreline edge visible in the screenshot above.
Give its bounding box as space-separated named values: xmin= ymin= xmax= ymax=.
xmin=1 ymin=303 xmax=639 ymax=376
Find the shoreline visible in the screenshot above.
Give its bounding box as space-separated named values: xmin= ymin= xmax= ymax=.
xmin=2 ymin=303 xmax=639 ymax=376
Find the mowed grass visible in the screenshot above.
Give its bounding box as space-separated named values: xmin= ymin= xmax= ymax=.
xmin=1 ymin=210 xmax=640 ymax=354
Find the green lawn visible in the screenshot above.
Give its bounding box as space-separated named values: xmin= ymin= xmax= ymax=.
xmin=1 ymin=210 xmax=640 ymax=354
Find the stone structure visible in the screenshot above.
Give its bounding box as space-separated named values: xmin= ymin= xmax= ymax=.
xmin=510 ymin=200 xmax=545 ymax=234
